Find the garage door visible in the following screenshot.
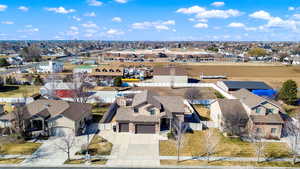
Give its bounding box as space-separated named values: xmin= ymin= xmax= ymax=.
xmin=51 ymin=127 xmax=72 ymax=137
xmin=119 ymin=123 xmax=129 ymax=132
xmin=135 ymin=124 xmax=156 ymax=134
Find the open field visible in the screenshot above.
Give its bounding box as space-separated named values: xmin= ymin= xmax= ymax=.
xmin=131 ymin=87 xmax=217 ymax=99
xmin=181 ymin=65 xmax=300 ymax=88
xmin=160 ymin=129 xmax=291 ymax=158
xmin=160 ymin=160 xmax=300 ymax=167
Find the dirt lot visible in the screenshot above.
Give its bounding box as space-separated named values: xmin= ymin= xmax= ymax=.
xmin=181 ymin=65 xmax=300 ymax=89
xmin=130 ymin=87 xmax=217 ymax=99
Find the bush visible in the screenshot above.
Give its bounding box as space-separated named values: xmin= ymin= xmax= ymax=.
xmin=167 ymin=132 xmax=174 ymax=140
xmin=278 ymin=80 xmax=298 ymax=105
xmin=113 ymin=76 xmax=123 ymax=87
xmin=215 ymin=91 xmax=225 ymax=99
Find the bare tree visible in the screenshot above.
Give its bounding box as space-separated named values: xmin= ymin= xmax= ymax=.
xmin=203 ymin=129 xmax=219 ymax=163
xmin=10 ymin=106 xmax=26 ymax=137
xmin=55 ymin=133 xmax=76 ymax=161
xmin=184 ymin=88 xmax=201 ymax=103
xmin=172 ymin=117 xmax=187 ymax=163
xmin=222 ymin=113 xmax=248 ymax=137
xmin=286 ymin=117 xmax=300 ymax=165
xmin=69 ymin=73 xmax=93 ymax=103
xmin=250 ymin=133 xmax=265 ymax=163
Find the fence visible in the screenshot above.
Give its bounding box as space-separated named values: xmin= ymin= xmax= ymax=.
xmin=98 ymin=123 xmax=115 ymax=131
xmin=0 ymin=97 xmax=34 ymax=103
xmin=128 ymin=82 xmax=235 ymax=99
xmin=202 ymin=121 xmax=218 ymax=128
xmin=187 ymin=123 xmax=203 ymax=131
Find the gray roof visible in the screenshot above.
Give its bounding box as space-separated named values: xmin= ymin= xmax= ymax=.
xmin=222 ymin=81 xmax=272 ymax=90
xmin=232 ymin=89 xmax=281 ymax=109
xmin=132 ymin=90 xmax=161 ymax=109
xmin=250 ymin=114 xmax=284 ymax=124
xmin=217 ymin=99 xmax=248 ymax=122
xmin=154 ymin=96 xmax=186 ymax=113
xmin=115 ymin=107 xmax=160 ymax=123
xmin=21 ymin=99 xmax=91 ymax=121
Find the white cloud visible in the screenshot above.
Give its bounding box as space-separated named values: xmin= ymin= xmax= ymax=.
xmin=72 ymin=16 xmax=81 ymax=21
xmin=176 ymin=5 xmax=205 ymax=14
xmin=45 ymin=7 xmax=76 ymax=14
xmin=69 ymin=26 xmax=79 ymax=31
xmin=81 ymin=21 xmax=99 ymax=28
xmin=196 ymin=9 xmax=241 ymax=19
xmin=112 ymin=17 xmax=122 ymax=22
xmin=1 ymin=21 xmax=14 ymax=25
xmin=106 ymin=29 xmax=124 ymax=35
xmin=228 ymin=22 xmax=245 ymax=28
xmin=249 ymin=10 xmax=272 ymax=20
xmin=194 ymin=23 xmax=208 ymax=28
xmin=85 ymin=29 xmax=98 ymax=34
xmin=211 ymin=2 xmax=225 ymax=7
xmin=0 ymin=4 xmax=7 ymax=11
xmin=18 ymin=6 xmax=28 ymax=12
xmin=84 ymin=12 xmax=96 ymax=17
xmin=288 ymin=7 xmax=295 ymax=11
xmin=132 ymin=20 xmax=176 ymax=31
xmin=115 ymin=0 xmax=128 ymax=4
xmin=87 ymin=0 xmax=103 ymax=6
xmin=18 ymin=27 xmax=39 ymax=33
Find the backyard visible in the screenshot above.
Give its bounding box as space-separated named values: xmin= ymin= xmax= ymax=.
xmin=159 ymin=129 xmax=291 ymax=158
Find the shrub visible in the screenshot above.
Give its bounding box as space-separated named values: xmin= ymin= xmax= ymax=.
xmin=215 ymin=91 xmax=225 ymax=99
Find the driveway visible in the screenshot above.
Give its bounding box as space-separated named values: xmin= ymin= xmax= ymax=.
xmin=101 ymin=132 xmax=160 ymax=167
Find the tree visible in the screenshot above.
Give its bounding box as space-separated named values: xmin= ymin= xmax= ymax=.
xmin=172 ymin=117 xmax=188 ymax=163
xmin=250 ymin=133 xmax=265 ymax=163
xmin=19 ymin=45 xmax=41 ymax=62
xmin=10 ymin=105 xmax=26 ymax=138
xmin=113 ymin=76 xmax=123 ymax=87
xmin=33 ymin=75 xmax=44 ymax=86
xmin=184 ymin=88 xmax=201 ymax=103
xmin=285 ymin=115 xmax=300 ymax=165
xmin=55 ymin=133 xmax=75 ymax=161
xmin=0 ymin=58 xmax=10 ymax=67
xmin=222 ymin=113 xmax=248 ymax=136
xmin=247 ymin=48 xmax=268 ymax=57
xmin=203 ymin=129 xmax=219 ymax=163
xmin=69 ymin=73 xmax=93 ymax=103
xmin=278 ymin=80 xmax=298 ymax=105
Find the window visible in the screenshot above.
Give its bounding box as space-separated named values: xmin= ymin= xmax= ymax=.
xmin=271 ymin=128 xmax=276 ymax=134
xmin=95 ymin=69 xmax=100 ymax=72
xmin=256 ymin=128 xmax=261 ymax=133
xmin=267 ymin=108 xmax=274 ymax=114
xmin=256 ymin=108 xmax=261 ymax=114
xmin=150 ymin=109 xmax=155 ymax=115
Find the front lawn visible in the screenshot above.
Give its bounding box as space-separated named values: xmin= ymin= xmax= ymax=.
xmin=0 ymin=158 xmax=24 ymax=164
xmin=160 ymin=129 xmax=291 ymax=158
xmin=0 ymin=142 xmax=42 ymax=155
xmin=160 ymin=160 xmax=300 ymax=167
xmin=76 ymin=135 xmax=112 ymax=156
xmin=64 ymin=159 xmax=85 ymax=164
xmin=0 ymin=85 xmax=41 ymax=98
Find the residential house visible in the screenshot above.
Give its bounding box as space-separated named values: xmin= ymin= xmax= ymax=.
xmin=40 ymin=82 xmax=81 ymax=98
xmin=14 ymin=99 xmax=92 ymax=137
xmin=211 ymin=89 xmax=285 ymax=139
xmin=90 ymin=66 xmax=124 ymax=86
xmin=37 ymin=60 xmax=64 ymax=73
xmin=153 ymin=66 xmax=188 ymax=83
xmin=114 ymin=90 xmax=192 ymax=134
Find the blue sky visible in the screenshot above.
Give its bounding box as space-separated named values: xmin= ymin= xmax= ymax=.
xmin=1 ymin=0 xmax=300 ymax=41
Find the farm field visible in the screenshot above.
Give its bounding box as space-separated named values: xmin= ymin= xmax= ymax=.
xmin=182 ymin=65 xmax=300 ymax=88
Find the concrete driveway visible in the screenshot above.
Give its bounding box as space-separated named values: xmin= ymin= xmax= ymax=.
xmin=102 ymin=132 xmax=160 ymax=167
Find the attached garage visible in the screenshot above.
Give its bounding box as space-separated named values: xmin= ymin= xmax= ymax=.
xmin=135 ymin=124 xmax=156 ymax=134
xmin=119 ymin=123 xmax=129 ymax=132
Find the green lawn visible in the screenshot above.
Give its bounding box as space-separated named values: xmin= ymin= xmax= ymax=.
xmin=0 ymin=85 xmax=41 ymax=97
xmin=0 ymin=142 xmax=42 ymax=155
xmin=161 ymin=160 xmax=300 ymax=167
xmin=160 ymin=129 xmax=291 ymax=158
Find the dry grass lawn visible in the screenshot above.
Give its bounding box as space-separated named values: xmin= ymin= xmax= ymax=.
xmin=0 ymin=142 xmax=42 ymax=155
xmin=64 ymin=159 xmax=85 ymax=164
xmin=76 ymin=135 xmax=113 ymax=156
xmin=160 ymin=129 xmax=291 ymax=158
xmin=160 ymin=160 xmax=300 ymax=167
xmin=91 ymin=159 xmax=107 ymax=165
xmin=0 ymin=158 xmax=24 ymax=164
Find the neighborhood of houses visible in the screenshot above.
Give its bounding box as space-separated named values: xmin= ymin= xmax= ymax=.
xmin=0 ymin=61 xmax=299 ymax=167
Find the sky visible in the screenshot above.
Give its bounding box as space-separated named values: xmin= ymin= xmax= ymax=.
xmin=1 ymin=0 xmax=300 ymax=41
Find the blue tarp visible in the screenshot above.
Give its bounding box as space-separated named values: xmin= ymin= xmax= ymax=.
xmin=252 ymin=89 xmax=277 ymax=99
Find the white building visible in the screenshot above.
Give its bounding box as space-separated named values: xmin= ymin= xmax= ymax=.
xmin=37 ymin=60 xmax=64 ymax=73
